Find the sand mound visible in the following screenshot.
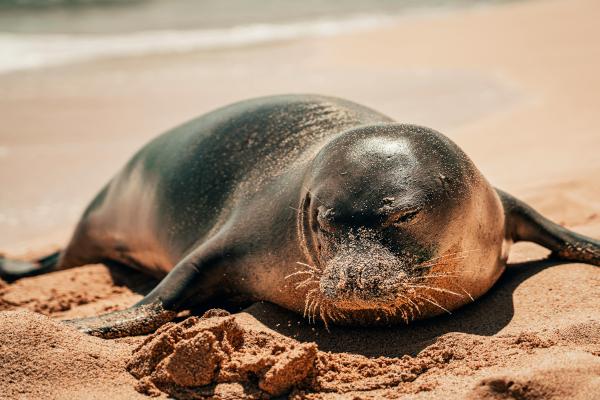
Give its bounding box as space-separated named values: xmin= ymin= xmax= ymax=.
xmin=0 ymin=310 xmax=143 ymax=399
xmin=0 ymin=264 xmax=153 ymax=319
xmin=1 ymin=270 xmax=599 ymax=399
xmin=126 ymin=307 xmax=583 ymax=399
xmin=306 ymin=331 xmax=554 ymax=396
xmin=469 ymin=353 xmax=600 ymax=400
xmin=127 ymin=310 xmax=318 ymax=398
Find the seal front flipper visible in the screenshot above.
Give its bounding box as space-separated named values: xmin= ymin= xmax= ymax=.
xmin=64 ymin=302 xmax=177 ymax=338
xmin=498 ymin=189 xmax=600 ymax=266
xmin=64 ymin=238 xmax=233 ymax=338
xmin=0 ymin=251 xmax=61 ymax=282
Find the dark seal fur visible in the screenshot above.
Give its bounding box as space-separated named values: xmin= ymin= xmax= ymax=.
xmin=1 ymin=94 xmax=598 ymax=337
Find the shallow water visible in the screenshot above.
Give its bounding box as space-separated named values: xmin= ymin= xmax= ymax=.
xmin=0 ymin=0 xmax=520 ymax=34
xmin=0 ymin=0 xmax=520 ymax=73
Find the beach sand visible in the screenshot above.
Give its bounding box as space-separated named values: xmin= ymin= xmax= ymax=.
xmin=1 ymin=0 xmax=599 ymax=398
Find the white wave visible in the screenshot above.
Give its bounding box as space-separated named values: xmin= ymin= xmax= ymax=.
xmin=0 ymin=15 xmax=395 ymax=74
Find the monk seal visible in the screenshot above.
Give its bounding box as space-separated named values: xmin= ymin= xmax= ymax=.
xmin=1 ymin=94 xmax=598 ymax=337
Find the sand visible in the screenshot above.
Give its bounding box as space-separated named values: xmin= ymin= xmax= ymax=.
xmin=1 ymin=275 xmax=599 ymax=399
xmin=1 ymin=0 xmax=600 ymax=398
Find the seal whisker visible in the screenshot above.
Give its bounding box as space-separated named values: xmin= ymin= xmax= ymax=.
xmin=319 ymin=303 xmax=331 ymax=332
xmin=306 ymin=294 xmax=316 ymax=323
xmin=383 ymin=308 xmax=393 ymax=323
xmin=403 ymin=273 xmax=458 ymax=286
xmin=323 ymin=304 xmax=337 ymax=323
xmin=408 ymin=284 xmax=464 ymax=298
xmin=303 ymin=288 xmax=317 ymax=318
xmin=408 ymin=302 xmax=418 ymax=322
xmin=423 ymin=249 xmax=481 ymax=263
xmin=311 ymin=298 xmax=320 ymax=324
xmin=295 ymin=261 xmax=320 ymax=273
xmin=413 ymin=260 xmax=463 ymax=270
xmin=414 ymin=257 xmax=467 ymax=270
xmin=457 ymin=286 xmax=475 ymax=302
xmin=390 ymin=297 xmax=412 ymax=322
xmin=414 ymin=249 xmax=482 ymax=270
xmin=415 ymin=293 xmax=452 ymax=314
xmin=306 ymin=297 xmax=317 ymax=323
xmin=305 ymin=288 xmax=320 ymax=323
xmin=295 ymin=277 xmax=317 ymax=290
xmin=330 ymin=306 xmax=345 ymax=322
xmin=303 ymin=296 xmax=310 ymax=319
xmin=400 ymin=308 xmax=409 ymax=324
xmin=413 ymin=272 xmax=459 ymax=279
xmin=395 ymin=293 xmax=422 ymax=316
xmin=284 ymin=270 xmax=313 ymax=280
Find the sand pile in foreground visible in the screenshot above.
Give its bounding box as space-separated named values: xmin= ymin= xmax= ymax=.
xmin=127 ymin=310 xmax=317 ymax=398
xmin=2 ymin=298 xmax=598 ymax=399
xmin=0 ymin=310 xmax=144 ymax=399
xmin=126 ymin=309 xmax=600 ymax=399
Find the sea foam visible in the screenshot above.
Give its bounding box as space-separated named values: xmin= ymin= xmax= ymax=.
xmin=0 ymin=14 xmax=394 ymax=74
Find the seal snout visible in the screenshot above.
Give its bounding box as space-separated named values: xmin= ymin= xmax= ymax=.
xmin=318 ymin=234 xmax=411 ymax=307
xmin=320 ymin=261 xmax=408 ymax=303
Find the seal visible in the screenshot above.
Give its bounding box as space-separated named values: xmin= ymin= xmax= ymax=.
xmin=1 ymin=94 xmax=598 ymax=337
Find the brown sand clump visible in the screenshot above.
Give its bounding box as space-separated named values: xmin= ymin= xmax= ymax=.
xmin=127 ymin=310 xmax=318 ymax=398
xmin=0 ymin=310 xmax=143 ymax=399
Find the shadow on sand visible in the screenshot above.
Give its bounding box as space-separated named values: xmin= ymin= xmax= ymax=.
xmin=103 ymin=257 xmax=568 ymax=358
xmin=244 ymin=258 xmax=568 ymax=358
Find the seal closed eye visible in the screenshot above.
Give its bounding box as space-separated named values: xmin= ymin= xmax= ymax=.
xmin=1 ymin=94 xmax=598 ymax=337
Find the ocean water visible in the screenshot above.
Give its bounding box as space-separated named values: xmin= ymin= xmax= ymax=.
xmin=0 ymin=0 xmax=516 ymax=73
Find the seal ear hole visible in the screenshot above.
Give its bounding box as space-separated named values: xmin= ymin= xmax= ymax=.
xmin=392 ymin=209 xmax=421 ymax=225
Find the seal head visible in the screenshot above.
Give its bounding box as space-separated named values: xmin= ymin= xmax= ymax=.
xmin=299 ymin=124 xmax=505 ymax=323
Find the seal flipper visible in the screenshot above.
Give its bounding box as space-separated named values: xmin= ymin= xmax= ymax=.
xmin=64 ymin=239 xmax=230 ymax=338
xmin=64 ymin=302 xmax=177 ymax=338
xmin=0 ymin=251 xmax=61 ymax=282
xmin=498 ymin=189 xmax=600 ymax=266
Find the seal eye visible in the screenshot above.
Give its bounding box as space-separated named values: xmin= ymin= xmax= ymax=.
xmin=317 ymin=207 xmax=337 ymax=233
xmin=391 ymin=209 xmax=420 ymax=226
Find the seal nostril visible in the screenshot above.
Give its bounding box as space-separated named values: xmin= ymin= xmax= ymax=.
xmin=392 ymin=209 xmax=421 ymax=225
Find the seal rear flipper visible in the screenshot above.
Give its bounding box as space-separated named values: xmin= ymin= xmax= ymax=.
xmin=498 ymin=189 xmax=600 ymax=266
xmin=0 ymin=251 xmax=61 ymax=282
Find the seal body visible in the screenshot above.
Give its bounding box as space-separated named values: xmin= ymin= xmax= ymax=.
xmin=3 ymin=94 xmax=598 ymax=336
xmin=57 ymin=94 xmax=508 ymax=326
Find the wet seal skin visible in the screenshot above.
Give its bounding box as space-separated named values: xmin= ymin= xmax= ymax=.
xmin=1 ymin=94 xmax=598 ymax=336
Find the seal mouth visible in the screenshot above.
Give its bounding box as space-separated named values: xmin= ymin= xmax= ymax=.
xmin=290 ymin=221 xmax=477 ymax=327
xmin=318 ymin=232 xmax=420 ymax=304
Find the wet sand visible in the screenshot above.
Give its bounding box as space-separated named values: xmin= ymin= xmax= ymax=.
xmin=1 ymin=0 xmax=599 ymax=398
